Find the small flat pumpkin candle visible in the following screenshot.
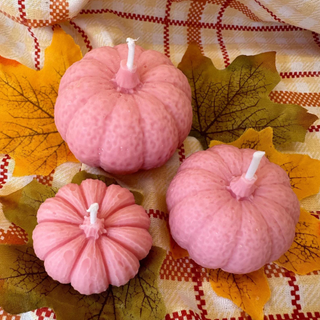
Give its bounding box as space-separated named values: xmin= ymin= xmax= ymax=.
xmin=32 ymin=179 xmax=152 ymax=295
xmin=54 ymin=38 xmax=193 ymax=175
xmin=166 ymin=145 xmax=300 ymax=274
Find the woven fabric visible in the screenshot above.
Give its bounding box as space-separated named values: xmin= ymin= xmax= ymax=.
xmin=0 ymin=0 xmax=320 ymax=319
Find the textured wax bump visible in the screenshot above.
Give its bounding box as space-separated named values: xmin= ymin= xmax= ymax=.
xmin=137 ymin=50 xmax=172 ymax=76
xmin=141 ymin=64 xmax=191 ymax=99
xmin=66 ymin=91 xmax=119 ymax=168
xmin=142 ymin=82 xmax=192 ymax=145
xmin=83 ymin=46 xmax=121 ymax=74
xmin=99 ymin=94 xmax=144 ymax=174
xmin=134 ymin=91 xmax=179 ymax=170
xmin=55 ymin=77 xmax=113 ymax=139
xmin=58 ymin=59 xmax=113 ymax=94
xmin=166 ymin=168 xmax=226 ymax=212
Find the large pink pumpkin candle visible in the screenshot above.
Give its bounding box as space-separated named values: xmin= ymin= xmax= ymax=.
xmin=32 ymin=179 xmax=152 ymax=295
xmin=166 ymin=145 xmax=300 ymax=274
xmin=54 ymin=39 xmax=192 ymax=174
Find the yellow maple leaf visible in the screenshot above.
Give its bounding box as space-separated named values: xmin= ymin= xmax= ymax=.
xmin=208 ymin=268 xmax=270 ymax=320
xmin=0 ymin=28 xmax=82 ymax=176
xmin=276 ymin=208 xmax=320 ymax=274
xmin=209 ymin=127 xmax=320 ymax=201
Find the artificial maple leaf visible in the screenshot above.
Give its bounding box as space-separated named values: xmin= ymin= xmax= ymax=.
xmin=178 ymin=43 xmax=318 ymax=148
xmin=169 ymin=234 xmax=189 ymax=260
xmin=0 ymin=177 xmax=166 ymax=320
xmin=209 ymin=127 xmax=320 ymax=201
xmin=208 ymin=268 xmax=270 ymax=320
xmin=276 ymin=208 xmax=320 ymax=274
xmin=0 ymin=27 xmax=81 ymax=177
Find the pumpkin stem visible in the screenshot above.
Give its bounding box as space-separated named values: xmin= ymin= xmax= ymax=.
xmin=126 ymin=37 xmax=138 ymax=71
xmin=114 ymin=38 xmax=141 ymax=91
xmin=227 ymin=174 xmax=257 ymax=201
xmin=115 ymin=60 xmax=141 ymax=91
xmin=227 ymin=151 xmax=265 ymax=201
xmin=245 ymin=151 xmax=265 ymax=180
xmin=87 ymin=203 xmax=99 ymax=224
xmin=81 ymin=204 xmax=106 ymax=239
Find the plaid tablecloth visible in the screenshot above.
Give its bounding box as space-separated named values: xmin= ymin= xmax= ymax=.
xmin=0 ymin=0 xmax=320 ymax=319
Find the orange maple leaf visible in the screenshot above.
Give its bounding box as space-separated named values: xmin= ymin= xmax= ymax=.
xmin=276 ymin=208 xmax=320 ymax=274
xmin=208 ymin=268 xmax=270 ymax=320
xmin=0 ymin=28 xmax=82 ymax=176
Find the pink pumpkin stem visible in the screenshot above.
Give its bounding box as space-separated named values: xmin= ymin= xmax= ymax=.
xmin=227 ymin=151 xmax=265 ymax=200
xmin=80 ymin=203 xmax=106 ymax=239
xmin=115 ymin=38 xmax=141 ymax=91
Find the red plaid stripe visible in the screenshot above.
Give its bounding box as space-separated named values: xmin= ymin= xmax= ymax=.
xmin=165 ymin=309 xmax=202 ymax=320
xmin=253 ymin=0 xmax=285 ymax=23
xmin=160 ymin=252 xmax=209 ymax=282
xmin=0 ymin=223 xmax=28 ymax=244
xmin=312 ymin=32 xmax=320 ymax=48
xmin=3 ymin=0 xmax=70 ymax=28
xmin=229 ymin=0 xmax=262 ymax=22
xmin=164 ymin=0 xmax=173 ymax=57
xmin=27 ymin=27 xmax=41 ymax=70
xmin=0 ymin=307 xmax=21 ymax=320
xmin=70 ymin=20 xmax=93 ymax=51
xmin=264 ymin=263 xmax=287 ymax=278
xmin=192 ymin=267 xmax=209 ymax=319
xmin=50 ymin=0 xmax=68 ymax=24
xmin=310 ymin=211 xmax=320 ymax=219
xmin=147 ymin=209 xmax=168 ymax=221
xmin=0 ymin=154 xmax=11 ymax=189
xmin=187 ymin=0 xmax=206 ymax=50
xmin=269 ymin=91 xmax=320 ymax=107
xmin=309 ymin=125 xmax=320 ymax=133
xmin=35 ymin=169 xmax=55 ymax=187
xmin=217 ymin=0 xmax=232 ymax=66
xmin=35 ymin=307 xmax=56 ymax=320
xmin=178 ymin=143 xmax=186 ymax=163
xmin=280 ymin=71 xmax=320 ymax=79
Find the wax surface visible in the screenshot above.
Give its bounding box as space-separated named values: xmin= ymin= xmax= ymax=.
xmin=167 ymin=145 xmax=300 ymax=274
xmin=32 ymin=179 xmax=153 ymax=295
xmin=54 ymin=44 xmax=193 ymax=174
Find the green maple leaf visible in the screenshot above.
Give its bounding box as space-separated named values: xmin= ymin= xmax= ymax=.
xmin=0 ymin=177 xmax=165 ymax=320
xmin=178 ymin=43 xmax=318 ymax=148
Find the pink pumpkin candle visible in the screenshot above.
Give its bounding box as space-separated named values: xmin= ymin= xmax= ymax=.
xmin=54 ymin=38 xmax=193 ymax=175
xmin=32 ymin=179 xmax=152 ymax=295
xmin=167 ymin=145 xmax=300 ymax=274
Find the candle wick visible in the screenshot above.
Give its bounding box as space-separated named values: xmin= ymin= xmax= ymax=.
xmin=126 ymin=37 xmax=139 ymax=71
xmin=87 ymin=203 xmax=99 ymax=225
xmin=245 ymin=151 xmax=265 ymax=180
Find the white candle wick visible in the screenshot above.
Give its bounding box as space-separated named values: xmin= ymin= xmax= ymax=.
xmin=245 ymin=151 xmax=265 ymax=180
xmin=126 ymin=37 xmax=139 ymax=71
xmin=87 ymin=203 xmax=99 ymax=225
